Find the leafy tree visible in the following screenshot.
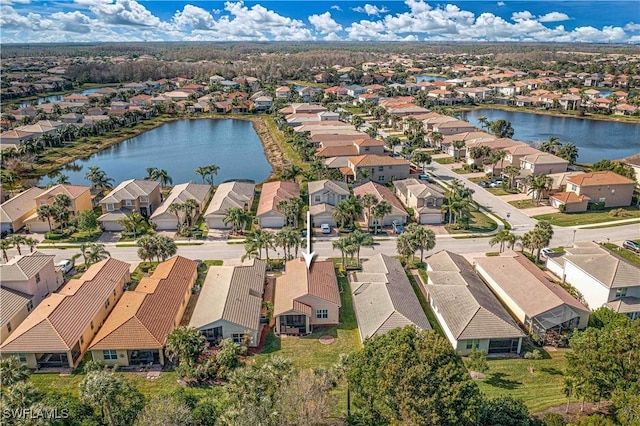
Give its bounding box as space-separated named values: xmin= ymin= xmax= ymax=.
xmin=216 ymin=338 xmax=247 ymax=370
xmin=487 ymin=119 xmax=515 ymax=138
xmin=405 ymin=223 xmax=436 ymax=263
xmin=76 ymin=210 xmax=99 ymax=232
xmin=2 ymin=380 xmax=43 ymax=413
xmin=346 ymin=326 xmax=482 ymax=425
xmin=478 ymin=396 xmax=533 ymax=426
xmin=79 ymin=369 xmax=144 ymax=426
xmin=588 ymin=307 xmax=632 ymax=329
xmin=0 ymin=239 xmax=12 ymax=262
xmin=165 ymin=326 xmax=209 ymax=372
xmin=223 ymin=207 xmax=250 ymax=235
xmin=0 ymin=356 xmax=30 ymax=386
xmin=277 ymin=368 xmax=339 ymax=426
xmin=134 ymin=396 xmax=194 ymax=426
xmin=591 ymin=159 xmax=636 ymax=181
xmin=465 ymin=347 xmax=489 ymax=373
xmin=411 ymin=151 xmax=432 ymax=173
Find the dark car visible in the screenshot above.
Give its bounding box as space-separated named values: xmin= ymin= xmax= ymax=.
xmin=479 ymin=181 xmax=490 ymax=188
xmin=418 ymin=174 xmax=434 ymax=183
xmin=622 ymin=240 xmax=640 ymax=253
xmin=392 ymin=220 xmax=405 ymax=234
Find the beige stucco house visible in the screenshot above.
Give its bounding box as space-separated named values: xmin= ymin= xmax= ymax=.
xmin=393 ymin=178 xmax=445 ymax=224
xmin=565 ymin=171 xmax=635 ymax=208
xmin=347 ymin=155 xmax=410 ymax=184
xmin=0 ymin=251 xmax=61 ymax=304
xmin=308 ymin=180 xmax=350 ymax=227
xmin=0 ymin=187 xmax=45 ymax=233
xmin=204 ymin=181 xmax=255 ymax=229
xmin=256 ymin=181 xmax=300 ymax=229
xmin=520 ymin=152 xmax=569 ymax=176
xmin=25 ymin=184 xmax=93 ymax=233
xmin=98 ymin=179 xmax=161 ymax=231
xmin=274 ymin=259 xmax=341 ymax=335
xmin=150 ymin=183 xmax=212 ymax=230
xmin=353 ymin=181 xmax=408 ymax=227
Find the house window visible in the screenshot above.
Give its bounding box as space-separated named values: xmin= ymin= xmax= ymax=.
xmin=6 ymin=322 xmax=11 ymax=333
xmin=35 ymin=273 xmax=40 ymax=283
xmin=106 ymin=203 xmax=115 ymax=211
xmin=466 ymin=339 xmax=480 ymax=350
xmin=316 ymin=309 xmax=328 ymax=319
xmin=27 ymin=300 xmax=34 ymax=312
xmin=90 ymin=321 xmax=94 ymax=330
xmin=80 ymin=336 xmax=84 ymax=345
xmin=616 ymin=288 xmax=627 ymax=298
xmin=365 ymin=147 xmax=370 ymax=152
xmin=103 ymin=350 xmax=117 ymax=360
xmin=124 ymin=199 xmax=133 ymax=206
xmin=340 ymin=195 xmax=346 ymax=200
xmin=40 ymin=200 xmax=47 ymax=206
xmin=104 ymin=299 xmax=110 ymax=309
xmin=140 ymin=196 xmax=148 ymax=203
xmin=378 ymin=166 xmax=384 ymax=172
xmin=17 ymin=353 xmax=26 ymax=363
xmin=378 ymin=176 xmax=385 ymax=182
xmin=314 ymin=195 xmax=321 ymax=203
xmin=231 ymin=333 xmax=244 ymax=344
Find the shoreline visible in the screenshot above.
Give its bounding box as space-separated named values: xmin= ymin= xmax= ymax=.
xmin=453 ymin=104 xmax=640 ymax=124
xmin=25 ymin=114 xmax=286 ymax=185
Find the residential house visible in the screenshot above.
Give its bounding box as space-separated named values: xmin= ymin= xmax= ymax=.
xmin=353 ymin=182 xmax=408 ymax=227
xmin=150 ymin=183 xmax=212 ymax=231
xmin=549 ymin=192 xmax=590 ymax=213
xmin=204 ymin=181 xmax=255 ymax=229
xmin=564 ymin=171 xmax=635 ymax=208
xmin=346 ymin=155 xmax=410 ymax=184
xmin=475 ymin=252 xmax=590 ymax=342
xmin=0 ymin=129 xmax=36 ymax=146
xmin=25 ymin=184 xmax=92 ymax=233
xmin=432 ymin=120 xmax=476 ymax=136
xmin=393 ymin=178 xmax=445 ymax=224
xmin=0 ymin=187 xmax=45 ymax=233
xmin=350 ymin=254 xmax=431 ymax=341
xmin=619 ymin=154 xmax=640 ymax=185
xmin=98 ymin=179 xmax=161 ymax=231
xmin=308 ymin=180 xmax=350 ymax=227
xmin=0 ymin=258 xmax=130 ymax=369
xmin=1 ymin=287 xmax=34 ymax=342
xmin=559 ymin=94 xmax=582 ymax=110
xmin=274 ymin=259 xmax=341 ymax=336
xmin=189 ymin=259 xmax=267 ymax=347
xmin=0 ymin=251 xmax=61 ymax=303
xmin=520 ymin=152 xmax=569 ymax=176
xmin=275 ymin=86 xmax=291 ymax=99
xmin=425 ymin=250 xmax=525 ymax=355
xmin=345 ymin=85 xmax=365 ymax=98
xmin=89 ymin=256 xmax=198 ymax=366
xmin=546 ymin=242 xmax=640 ymax=319
xmin=315 ymin=138 xmax=385 ymax=159
xmin=253 ymin=96 xmax=273 ymax=111
xmin=256 ymin=181 xmax=300 ymax=229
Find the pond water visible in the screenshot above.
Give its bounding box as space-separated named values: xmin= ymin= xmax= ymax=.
xmin=17 ymin=88 xmax=103 ymax=108
xmin=460 ymin=109 xmax=640 ymax=163
xmin=417 ymin=75 xmax=448 ymax=83
xmin=44 ymin=119 xmax=272 ymax=186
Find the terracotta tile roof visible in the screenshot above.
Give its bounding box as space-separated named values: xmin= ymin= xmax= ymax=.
xmin=256 ymin=181 xmax=300 ymax=217
xmin=315 ymin=145 xmax=358 ymax=157
xmin=273 ymin=259 xmax=341 ymax=316
xmin=89 ymin=256 xmax=197 ymax=350
xmin=567 ymin=171 xmax=635 ymax=186
xmin=353 ymin=138 xmax=384 ymax=147
xmin=550 ymin=192 xmax=590 ymax=204
xmin=38 ymin=184 xmax=90 ymax=200
xmin=1 ymin=258 xmax=130 ymax=353
xmin=353 ymin=182 xmax=407 ymax=216
xmin=348 ymin=154 xmax=410 ymax=167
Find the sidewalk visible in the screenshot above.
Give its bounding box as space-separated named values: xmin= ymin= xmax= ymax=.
xmin=573 ymin=217 xmax=640 ymax=229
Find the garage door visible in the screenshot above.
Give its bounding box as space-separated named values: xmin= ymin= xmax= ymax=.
xmin=419 ymin=214 xmax=442 ymax=224
xmin=28 ymin=222 xmax=54 ymax=233
xmin=153 ymin=219 xmax=177 ymax=231
xmin=259 ymin=217 xmax=284 ymax=228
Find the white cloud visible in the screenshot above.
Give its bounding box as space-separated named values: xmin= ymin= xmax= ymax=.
xmin=512 ymin=11 xmax=534 ymax=22
xmin=75 ymin=0 xmax=162 ymax=27
xmin=497 ymin=1 xmax=505 ymax=6
xmin=624 ymin=22 xmax=640 ymax=31
xmin=330 ymin=5 xmax=342 ymax=12
xmin=172 ymin=5 xmax=215 ymax=30
xmin=308 ymin=12 xmax=342 ymax=34
xmin=51 ymin=11 xmax=93 ymax=33
xmin=538 ymin=12 xmax=570 ymax=23
xmin=352 ymin=4 xmax=389 ymax=16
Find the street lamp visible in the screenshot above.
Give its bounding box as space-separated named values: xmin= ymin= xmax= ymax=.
xmin=572 ymin=229 xmax=577 ymax=244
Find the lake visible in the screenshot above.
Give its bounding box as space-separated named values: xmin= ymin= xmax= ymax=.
xmin=460 ymin=109 xmax=640 ymax=163
xmin=17 ymin=88 xmax=103 ymax=108
xmin=45 ymin=119 xmax=272 ymax=186
xmin=417 ymin=75 xmax=448 ymax=83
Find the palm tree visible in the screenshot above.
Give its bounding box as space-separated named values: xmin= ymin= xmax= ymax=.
xmin=168 ymin=202 xmax=185 ymax=228
xmin=396 ymin=232 xmax=418 ymax=263
xmin=349 ymin=230 xmax=374 ymax=265
xmin=540 ymin=136 xmax=562 ymax=155
xmin=371 ymin=200 xmax=392 ymax=234
xmin=559 ymin=142 xmax=579 ymax=164
xmin=6 ymin=235 xmax=25 ymax=255
xmin=452 ymin=140 xmax=466 ymax=162
xmin=144 ymin=167 xmax=159 ymax=181
xmin=37 ymin=204 xmax=56 ymax=231
xmin=156 ymin=169 xmax=173 ymax=187
xmin=0 ymin=239 xmax=13 ymax=262
xmin=526 ymin=174 xmax=552 ymax=205
xmin=489 ymin=230 xmax=517 ymax=253
xmin=503 ymin=165 xmax=521 ymax=190
xmin=429 ymin=131 xmax=443 ymax=148
xmin=52 ymin=193 xmax=72 ymax=231
xmin=490 ymin=149 xmax=507 ymax=172
xmin=117 ymin=212 xmax=148 ymax=239
xmin=333 ymin=200 xmax=352 ymax=229
xmin=0 ymin=357 xmax=30 ymax=386
xmin=406 ymin=224 xmax=436 ymax=263
xmin=195 ymin=166 xmax=209 ymax=184
xmin=477 ymin=116 xmax=488 ymax=130
xmin=384 ymin=136 xmax=401 ymax=153
xmin=411 ymin=151 xmax=432 ymax=173
xmin=85 ymin=243 xmax=110 ymax=265
xmin=332 ymin=236 xmax=350 ymax=267
xmin=358 ymin=193 xmax=378 ymax=231
xmin=84 ymin=166 xmax=114 ymax=195
xmin=224 ymin=207 xmax=249 ymax=235
xmin=182 ymin=199 xmax=199 ymax=228
xmin=280 ymin=163 xmax=302 ymax=181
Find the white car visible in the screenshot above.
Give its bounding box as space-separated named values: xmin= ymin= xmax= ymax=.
xmin=321 ymin=224 xmax=331 ymax=234
xmin=57 ymin=259 xmax=73 ymax=274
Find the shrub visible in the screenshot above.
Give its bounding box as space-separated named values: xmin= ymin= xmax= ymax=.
xmin=608 ymin=208 xmax=629 ymax=218
xmin=587 ymin=201 xmax=605 ymax=211
xmin=558 ymin=203 xmax=567 ymax=213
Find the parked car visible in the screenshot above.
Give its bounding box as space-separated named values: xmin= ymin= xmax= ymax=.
xmin=479 ymin=181 xmax=490 ymax=188
xmin=57 ymin=259 xmax=73 ymax=274
xmin=418 ymin=174 xmax=434 ymax=183
xmin=622 ymin=240 xmax=640 ymax=253
xmin=489 ymin=181 xmax=503 ymax=188
xmin=392 ymin=220 xmax=405 ymax=234
xmin=540 ymin=248 xmax=554 ymax=259
xmin=321 ymin=223 xmax=331 ymax=234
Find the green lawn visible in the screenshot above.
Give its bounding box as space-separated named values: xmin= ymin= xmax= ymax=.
xmin=447 ymin=210 xmax=498 ymax=234
xmin=451 ymin=168 xmax=474 ymax=175
xmin=264 ymin=116 xmax=308 ymax=171
xmin=434 ymin=156 xmax=456 ymax=164
xmin=42 ymin=230 xmax=102 ymax=244
xmin=534 ymin=206 xmax=640 ymax=227
xmin=476 ymin=350 xmax=569 ymax=413
xmin=508 ymin=199 xmax=538 ymax=210
xmin=602 ymin=243 xmax=640 ymax=267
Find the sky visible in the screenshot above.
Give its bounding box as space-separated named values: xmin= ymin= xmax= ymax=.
xmin=1 ymin=0 xmax=640 ymax=44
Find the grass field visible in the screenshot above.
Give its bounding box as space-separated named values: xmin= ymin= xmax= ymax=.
xmin=534 ymin=207 xmax=640 ymax=227
xmin=447 ymin=209 xmax=498 ymax=234
xmin=476 ymin=350 xmax=569 ymax=413
xmin=434 ymin=156 xmax=456 ymax=164
xmin=602 ymin=243 xmax=640 ymax=267
xmin=509 ymin=199 xmax=538 ymax=210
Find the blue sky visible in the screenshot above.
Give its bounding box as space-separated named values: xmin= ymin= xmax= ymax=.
xmin=2 ymin=0 xmax=639 ymax=43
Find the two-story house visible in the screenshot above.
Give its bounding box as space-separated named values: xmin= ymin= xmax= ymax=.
xmin=25 ymin=184 xmax=93 ymax=233
xmin=565 ymin=171 xmax=634 ymax=208
xmin=393 ymin=178 xmax=445 ymax=224
xmin=353 ymin=181 xmax=409 ymax=227
xmin=519 ymin=152 xmax=569 ymax=176
xmin=150 ymin=183 xmax=212 ymax=231
xmin=0 ymin=251 xmax=62 ymax=304
xmin=308 ymin=180 xmax=350 ymax=227
xmin=98 ymin=179 xmax=161 ymax=231
xmin=346 ymin=155 xmax=410 ymax=183
xmin=0 ymin=187 xmax=45 ymax=234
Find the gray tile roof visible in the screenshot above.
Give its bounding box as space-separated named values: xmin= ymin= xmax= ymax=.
xmin=151 ymin=182 xmax=211 ymax=219
xmin=204 ymin=181 xmax=255 ymax=217
xmin=427 ymin=250 xmax=524 ymax=340
xmin=307 ymin=180 xmax=349 ymax=197
xmin=99 ymin=179 xmax=159 ymax=204
xmin=0 ymin=251 xmax=55 ymax=282
xmin=350 ymin=254 xmax=431 ymax=340
xmin=190 ymin=260 xmax=266 ymax=332
xmin=564 ymin=249 xmax=640 ymax=289
xmin=605 ymin=297 xmax=640 ymax=314
xmin=0 ymin=287 xmax=32 ymax=327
